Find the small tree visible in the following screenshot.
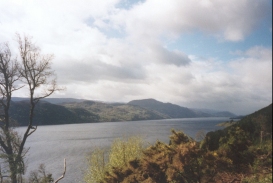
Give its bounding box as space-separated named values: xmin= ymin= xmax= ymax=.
xmin=85 ymin=136 xmax=144 ymax=183
xmin=0 ymin=35 xmax=61 ymax=183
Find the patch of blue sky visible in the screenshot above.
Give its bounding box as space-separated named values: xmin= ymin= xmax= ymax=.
xmin=164 ymin=24 xmax=272 ymax=62
xmin=116 ymin=0 xmax=145 ymax=10
xmin=100 ymin=27 xmax=126 ymax=39
xmin=85 ymin=17 xmax=95 ymax=27
xmin=85 ymin=17 xmax=126 ymax=39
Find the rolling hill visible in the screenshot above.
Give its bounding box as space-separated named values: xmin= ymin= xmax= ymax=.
xmin=191 ymin=108 xmax=237 ymax=117
xmin=9 ymin=100 xmax=99 ymax=126
xmin=62 ymin=100 xmax=166 ymax=122
xmin=203 ymin=103 xmax=272 ymax=151
xmin=128 ymin=98 xmax=210 ymax=118
xmin=9 ymin=97 xmax=239 ymax=126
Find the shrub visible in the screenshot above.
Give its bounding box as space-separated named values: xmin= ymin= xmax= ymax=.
xmin=84 ymin=136 xmax=144 ymax=183
xmin=108 ymin=136 xmax=143 ymax=170
xmin=85 ymin=127 xmax=272 ymax=183
xmin=84 ymin=148 xmax=107 ymax=183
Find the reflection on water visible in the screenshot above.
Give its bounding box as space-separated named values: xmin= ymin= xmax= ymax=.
xmin=16 ymin=117 xmax=229 ymax=182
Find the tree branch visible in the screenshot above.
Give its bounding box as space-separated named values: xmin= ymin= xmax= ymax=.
xmin=54 ymin=158 xmax=66 ymax=183
xmin=27 ymin=126 xmax=37 ymax=137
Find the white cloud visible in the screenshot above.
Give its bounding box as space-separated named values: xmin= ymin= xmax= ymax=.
xmin=154 ymin=46 xmax=272 ymax=114
xmin=47 ymin=46 xmax=272 ymax=115
xmin=107 ymin=0 xmax=271 ymax=42
xmin=1 ymin=0 xmax=272 ymax=115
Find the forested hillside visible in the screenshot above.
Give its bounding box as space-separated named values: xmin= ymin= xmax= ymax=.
xmin=203 ymin=103 xmax=272 ymax=151
xmin=9 ymin=100 xmax=99 ymax=126
xmin=62 ymin=100 xmax=166 ymax=122
xmin=10 ymin=98 xmax=239 ymax=126
xmin=128 ymin=98 xmax=203 ymax=118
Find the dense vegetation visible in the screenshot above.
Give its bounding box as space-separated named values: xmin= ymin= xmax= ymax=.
xmin=10 ymin=98 xmax=237 ymax=126
xmin=63 ymin=100 xmax=165 ymax=122
xmin=128 ymin=99 xmax=201 ymax=118
xmin=85 ymin=103 xmax=272 ymax=183
xmin=9 ymin=100 xmax=99 ymax=126
xmin=84 ymin=136 xmax=144 ymax=183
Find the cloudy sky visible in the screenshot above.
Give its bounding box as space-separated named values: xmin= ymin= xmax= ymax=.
xmin=0 ymin=0 xmax=272 ymax=115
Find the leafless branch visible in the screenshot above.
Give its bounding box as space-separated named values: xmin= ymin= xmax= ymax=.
xmin=54 ymin=158 xmax=66 ymax=183
xmin=27 ymin=126 xmax=37 ymax=137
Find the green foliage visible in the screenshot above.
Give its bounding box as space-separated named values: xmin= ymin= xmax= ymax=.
xmin=128 ymin=98 xmax=200 ymax=118
xmin=84 ymin=148 xmax=107 ymax=183
xmin=68 ymin=107 xmax=100 ymax=122
xmin=10 ymin=101 xmax=84 ymax=125
xmin=220 ymin=126 xmax=252 ymax=151
xmin=216 ymin=119 xmax=237 ymax=128
xmin=169 ymin=129 xmax=192 ymax=145
xmin=242 ymin=173 xmax=272 ymax=183
xmin=84 ymin=136 xmax=144 ymax=183
xmin=102 ymin=130 xmax=234 ymax=183
xmin=63 ymin=101 xmax=166 ymax=122
xmin=202 ymin=103 xmax=273 ymax=180
xmin=237 ymin=104 xmax=272 ymax=141
xmin=201 ymin=129 xmax=227 ymax=151
xmin=202 ymin=103 xmax=272 ymax=151
xmin=108 ymin=136 xmax=143 ymax=169
xmin=98 ymin=128 xmax=271 ymax=182
xmin=9 ymin=100 xmax=101 ymax=126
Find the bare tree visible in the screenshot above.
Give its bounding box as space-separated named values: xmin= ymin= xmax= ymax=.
xmin=16 ymin=34 xmax=59 ymax=165
xmin=0 ymin=35 xmax=62 ymax=183
xmin=0 ymin=43 xmax=25 ymax=183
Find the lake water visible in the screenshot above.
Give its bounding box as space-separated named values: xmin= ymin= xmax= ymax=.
xmin=15 ymin=117 xmax=230 ymax=182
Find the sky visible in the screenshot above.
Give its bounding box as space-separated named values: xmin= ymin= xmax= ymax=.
xmin=0 ymin=0 xmax=272 ymax=115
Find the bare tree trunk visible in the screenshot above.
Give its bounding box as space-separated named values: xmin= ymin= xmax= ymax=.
xmin=0 ymin=43 xmax=22 ymax=183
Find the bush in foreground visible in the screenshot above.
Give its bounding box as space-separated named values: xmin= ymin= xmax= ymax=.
xmin=85 ymin=104 xmax=272 ymax=183
xmin=103 ymin=130 xmax=234 ymax=183
xmin=84 ymin=136 xmax=144 ymax=183
xmin=84 ymin=127 xmax=272 ymax=183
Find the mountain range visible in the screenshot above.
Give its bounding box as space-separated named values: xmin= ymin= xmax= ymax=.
xmin=9 ymin=97 xmax=237 ymax=126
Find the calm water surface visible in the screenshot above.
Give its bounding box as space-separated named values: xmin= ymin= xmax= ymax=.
xmin=16 ymin=117 xmax=230 ymax=182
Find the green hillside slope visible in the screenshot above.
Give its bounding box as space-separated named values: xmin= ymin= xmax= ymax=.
xmin=62 ymin=100 xmax=166 ymax=122
xmin=128 ymin=98 xmax=204 ymax=118
xmin=203 ymin=103 xmax=272 ymax=151
xmin=10 ymin=101 xmax=99 ymax=126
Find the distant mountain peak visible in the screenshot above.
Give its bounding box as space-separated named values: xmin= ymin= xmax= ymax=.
xmin=130 ymin=98 xmax=159 ymax=102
